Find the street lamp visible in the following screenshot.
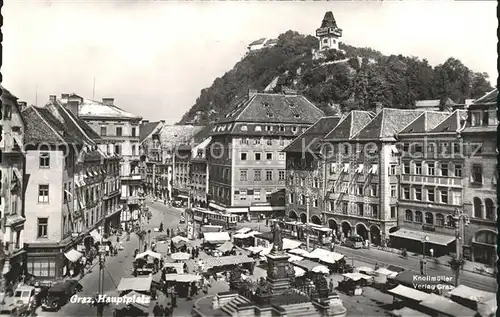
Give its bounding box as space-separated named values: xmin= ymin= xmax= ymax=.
xmin=305 ymin=194 xmax=311 ymax=252
xmin=420 ymin=235 xmax=429 ymax=275
xmin=95 ymin=242 xmax=108 ymax=317
xmin=452 ymin=208 xmax=469 ymax=286
xmin=148 ymin=230 xmax=152 ymax=248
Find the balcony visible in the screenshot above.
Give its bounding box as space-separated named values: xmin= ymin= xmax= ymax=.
xmin=401 ymin=174 xmax=463 ymax=187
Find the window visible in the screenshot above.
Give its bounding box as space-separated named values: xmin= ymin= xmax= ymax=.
xmin=441 ymin=163 xmax=448 ymax=176
xmin=38 ymin=185 xmax=49 ymax=203
xmin=436 ymin=214 xmax=444 ymax=227
xmin=415 ymin=187 xmax=422 ymax=201
xmin=313 ymin=178 xmax=319 ymax=188
xmin=390 ymin=165 xmax=397 ymax=175
xmin=300 ymin=178 xmax=305 ymax=186
xmin=390 ymin=206 xmax=396 ymax=218
xmin=278 ymin=152 xmax=285 ymax=160
xmin=440 ymin=190 xmax=448 ymax=204
xmin=100 ymin=127 xmax=107 ymax=136
xmin=473 ymin=197 xmax=482 ymax=218
xmin=241 ymin=125 xmax=248 ymax=131
xmin=289 ymin=175 xmax=294 ymax=186
xmin=255 ymin=126 xmax=262 ymax=132
xmin=342 ymin=202 xmax=348 ymax=214
xmin=240 ymin=153 xmax=247 ymax=160
xmin=279 ymin=126 xmax=285 ymax=132
xmin=415 ymin=211 xmax=423 ymax=223
xmin=425 ymin=212 xmax=434 ymax=225
xmin=279 ymin=170 xmax=285 ymax=181
xmin=291 ymin=127 xmax=298 ymax=133
xmin=254 ymin=153 xmax=261 ymax=161
xmin=254 ymin=138 xmax=261 ymax=145
xmin=403 ymin=163 xmax=410 ymax=174
xmin=371 ymin=205 xmax=378 ymax=219
xmin=3 ymin=104 xmax=12 ymax=119
xmin=390 ymin=185 xmax=397 ymax=198
xmin=300 ymin=195 xmax=305 ymax=205
xmin=289 ymin=193 xmax=294 ymax=203
xmin=446 ymin=215 xmax=454 ymax=227
xmin=471 ymin=164 xmax=483 ymax=183
xmin=240 ymin=138 xmax=249 ymax=145
xmin=357 ymin=203 xmax=364 ymax=216
xmin=266 ymin=170 xmax=273 ymax=181
xmin=313 ymin=199 xmax=318 ymax=208
xmin=485 ymin=199 xmax=495 ymax=220
xmin=427 ymin=188 xmax=435 ymax=202
xmin=427 ymin=162 xmax=435 ymax=175
xmin=265 ymin=125 xmax=272 ymax=132
xmin=405 ymin=210 xmax=413 ymax=222
xmin=254 ymin=190 xmax=261 ymax=200
xmin=454 ymin=164 xmax=462 ymax=177
xmin=254 ymin=170 xmax=261 ymax=181
xmin=240 ymin=170 xmax=247 ymax=181
xmin=131 ymin=145 xmax=136 ymax=156
xmin=403 ymin=187 xmax=410 ymax=199
xmin=357 ymin=185 xmax=364 ymax=196
xmin=39 ymin=153 xmax=50 ymax=168
xmin=452 ymin=191 xmax=462 ymax=206
xmin=240 ymin=190 xmax=247 ymax=200
xmin=415 ymin=162 xmax=422 ymax=175
xmin=370 ymin=185 xmax=378 ymax=197
xmin=132 ymin=127 xmax=136 ymax=137
xmin=266 ymin=139 xmax=272 ymax=146
xmin=37 ymin=218 xmax=48 ymax=238
xmin=114 ymin=145 xmax=121 ymax=155
xmin=266 ymin=189 xmax=272 ymax=202
xmin=116 ymin=127 xmax=122 ymax=136
xmin=266 ymin=152 xmax=273 ymax=160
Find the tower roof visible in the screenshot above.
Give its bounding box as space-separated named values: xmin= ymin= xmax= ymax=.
xmin=321 ymin=11 xmax=338 ymax=28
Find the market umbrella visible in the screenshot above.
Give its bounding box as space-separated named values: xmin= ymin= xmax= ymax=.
xmin=294 ymin=266 xmax=306 ymax=277
xmin=312 ymin=265 xmax=329 ymax=274
xmin=171 ymin=252 xmax=191 ymax=261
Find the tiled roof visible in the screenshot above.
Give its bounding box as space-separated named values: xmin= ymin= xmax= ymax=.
xmin=22 ymin=107 xmax=65 ymax=144
xmin=0 ymin=85 xmax=17 ymax=100
xmin=429 ymin=110 xmax=467 ymax=133
xmin=283 ymin=116 xmax=341 ymax=153
xmin=323 ymin=111 xmax=373 ymax=141
xmin=354 ymin=108 xmax=424 ymax=141
xmin=159 ymin=125 xmax=204 ymax=148
xmin=218 ymin=93 xmax=324 ymax=125
xmin=320 ymin=11 xmax=338 ymax=29
xmin=139 ymin=121 xmax=163 ymax=143
xmin=398 ymin=111 xmax=450 ymax=134
xmin=47 ymin=101 xmax=100 ymax=143
xmin=472 ymin=88 xmax=497 ymax=104
xmin=192 ymin=125 xmax=212 ymax=144
xmin=69 ymin=97 xmax=141 ymax=120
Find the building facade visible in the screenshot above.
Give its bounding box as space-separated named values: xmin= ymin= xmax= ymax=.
xmin=283 ymin=117 xmax=342 ymax=226
xmin=394 ymin=110 xmax=466 ymax=257
xmin=190 ymin=136 xmax=211 ymax=207
xmin=207 ymin=90 xmax=324 ymax=218
xmin=139 ymin=121 xmax=166 ymax=200
xmin=0 ymin=86 xmax=27 ymax=288
xmin=316 ymin=11 xmax=342 ymax=52
xmin=461 ymin=89 xmax=497 ymax=266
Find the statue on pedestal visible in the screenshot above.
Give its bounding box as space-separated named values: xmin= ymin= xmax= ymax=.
xmin=272 ymin=222 xmax=283 ymax=252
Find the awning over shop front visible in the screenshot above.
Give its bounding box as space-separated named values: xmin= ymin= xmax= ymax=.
xmin=389 ymin=229 xmax=456 ymax=246
xmin=64 ymin=249 xmax=83 ymax=262
xmin=387 ymin=285 xmax=430 ymax=302
xmin=177 ymin=195 xmax=189 ymax=199
xmin=225 ymin=207 xmax=249 ymax=214
xmin=248 ymin=206 xmax=285 ymax=212
xmin=209 ymin=202 xmax=225 ymax=211
xmin=89 ymin=230 xmax=103 ymax=242
xmin=117 ymin=277 xmax=153 ymax=292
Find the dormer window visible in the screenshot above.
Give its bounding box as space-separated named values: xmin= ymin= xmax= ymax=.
xmin=291 ymin=127 xmax=298 ymax=133
xmin=279 ymin=126 xmax=285 ymax=132
xmin=241 ymin=125 xmax=248 ymax=131
xmin=255 ymin=126 xmax=262 ymax=132
xmin=294 ymin=114 xmax=300 ymax=119
xmin=265 ymin=126 xmax=272 ymax=132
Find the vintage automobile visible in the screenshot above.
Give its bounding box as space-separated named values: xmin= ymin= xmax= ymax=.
xmin=41 ymin=280 xmax=82 ymax=311
xmin=344 ymin=236 xmax=364 ymax=249
xmin=0 ymin=285 xmax=36 ymax=317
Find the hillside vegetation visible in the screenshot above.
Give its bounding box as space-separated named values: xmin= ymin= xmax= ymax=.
xmin=179 ymin=31 xmax=493 ymax=125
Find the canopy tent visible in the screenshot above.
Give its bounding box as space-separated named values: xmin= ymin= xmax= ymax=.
xmin=477 ymin=297 xmax=497 ymax=317
xmin=203 ymin=255 xmax=254 ymax=270
xmin=287 ymin=255 xmax=304 ymax=262
xmin=203 ymin=232 xmax=230 ymax=244
xmin=89 ymin=230 xmax=103 ymax=242
xmin=171 ymin=236 xmax=190 ymax=245
xmin=293 ymin=259 xmax=325 ymax=272
xmin=309 ymin=248 xmax=344 ymax=264
xmin=162 ymin=274 xmax=202 ymax=283
xmin=170 ymin=252 xmax=191 ymax=261
xmin=448 ymin=285 xmax=495 ymax=303
xmin=282 ymin=239 xmax=303 ymax=250
xmin=64 ymin=249 xmax=83 ymax=263
xmin=117 ymin=277 xmax=153 ymax=292
xmin=294 ymin=266 xmax=306 ymax=277
xmin=375 ymin=267 xmax=398 ymax=277
xmin=387 ymin=285 xmax=430 ymax=302
xmin=217 ymin=241 xmax=234 ymax=253
xmin=390 ymin=307 xmax=431 ymax=317
xmin=247 ymin=246 xmax=265 ymax=254
xmin=121 ymin=290 xmax=149 ymax=300
xmin=163 ymin=262 xmax=184 ymax=274
xmin=389 ymin=229 xmax=455 ymax=246
xmin=419 ymin=294 xmax=476 ymax=317
xmin=312 ymin=265 xmax=330 ymax=274
xmin=342 ymin=273 xmax=373 ymax=282
xmin=288 ymin=248 xmax=314 ymax=258
xmin=135 ymin=250 xmax=162 ymax=260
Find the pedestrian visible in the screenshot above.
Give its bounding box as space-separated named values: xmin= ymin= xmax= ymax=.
xmin=153 ymin=303 xmax=161 ymax=317
xmin=159 ymin=305 xmax=165 ymax=317
xmin=374 ymin=263 xmax=380 ymax=270
xmin=171 ymin=293 xmax=177 ymax=308
xmin=165 ymin=303 xmax=172 ymax=317
xmin=144 ymin=243 xmax=148 ymax=251
xmin=329 ymin=279 xmax=334 ymax=292
xmin=160 ymin=258 xmax=164 ymax=269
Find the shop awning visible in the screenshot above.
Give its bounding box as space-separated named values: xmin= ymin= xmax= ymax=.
xmin=116 ymin=277 xmax=153 ymax=292
xmin=309 ymin=248 xmax=344 ymax=264
xmin=162 ymin=274 xmax=201 ymax=283
xmin=203 ymin=232 xmax=230 ymax=244
xmin=283 ymin=238 xmax=303 ymax=250
xmin=135 ymin=250 xmax=162 ymax=260
xmin=89 ymin=230 xmax=103 ymax=242
xmin=209 ymin=202 xmax=225 ymax=211
xmin=248 ymin=206 xmax=285 ymax=212
xmin=342 ymin=273 xmax=373 ymax=282
xmin=448 ymin=285 xmax=496 ymax=303
xmin=203 ymin=255 xmax=254 ymax=270
xmin=163 ymin=262 xmax=184 ymax=274
xmin=225 ymin=207 xmax=249 ymax=214
xmin=389 ymin=229 xmax=455 ymax=246
xmin=391 ymin=307 xmax=430 ymax=317
xmin=64 ymin=249 xmax=83 ymax=262
xmin=419 ymin=294 xmax=476 ymax=317
xmin=387 ymin=285 xmax=430 ymax=302
xmin=177 ymin=195 xmax=189 ymax=199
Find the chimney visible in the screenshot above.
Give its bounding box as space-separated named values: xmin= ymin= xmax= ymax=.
xmin=49 ymin=95 xmax=57 ymax=103
xmin=102 ymin=98 xmax=114 ymax=106
xmin=18 ymin=101 xmax=27 ymax=111
xmin=67 ymin=100 xmax=80 ymax=118
xmin=248 ymin=89 xmax=258 ymax=99
xmin=61 ymin=93 xmax=69 ymax=100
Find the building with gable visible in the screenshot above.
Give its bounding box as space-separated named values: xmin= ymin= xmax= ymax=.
xmin=207 ymin=89 xmax=324 ymax=219
xmin=0 ymin=86 xmax=27 ymax=286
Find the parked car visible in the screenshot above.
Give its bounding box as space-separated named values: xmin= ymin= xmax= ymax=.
xmin=41 ymin=280 xmax=82 ymax=311
xmin=344 ymin=236 xmax=364 ymax=249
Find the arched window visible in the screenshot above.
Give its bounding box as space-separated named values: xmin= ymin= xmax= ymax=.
xmin=435 ymin=214 xmax=444 ymax=227
xmin=405 ymin=210 xmax=413 ymax=222
xmin=485 ymin=199 xmax=495 ymax=220
xmin=445 ymin=215 xmax=454 ymax=227
xmin=425 ymin=212 xmax=434 ymax=225
xmin=475 ymin=230 xmax=497 ymax=245
xmin=473 ymin=197 xmax=483 ymax=218
xmin=415 ymin=211 xmax=423 ymax=223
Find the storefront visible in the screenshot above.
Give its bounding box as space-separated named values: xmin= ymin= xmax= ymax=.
xmin=104 ymin=206 xmax=123 ymax=235
xmin=389 ymin=228 xmax=456 ymax=257
xmin=248 ymin=204 xmax=285 ymax=220
xmin=471 ymin=230 xmax=497 ymax=266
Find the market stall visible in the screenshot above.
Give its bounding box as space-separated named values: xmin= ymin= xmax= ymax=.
xmin=418 ymin=293 xmax=476 ymax=317
xmin=202 ymin=255 xmax=254 ymax=275
xmin=308 ymin=248 xmax=345 ymax=272
xmin=203 ymin=232 xmax=231 ymax=245
xmin=390 ymin=307 xmax=431 ymax=317
xmin=163 ymin=262 xmax=184 ymax=274
xmin=116 ymin=277 xmax=153 ymax=294
xmin=170 ymin=252 xmax=191 ymax=261
xmin=288 ymin=248 xmax=314 ymax=258
xmin=387 ymin=284 xmax=430 ymax=306
xmin=448 ymin=285 xmax=496 ymax=311
xmin=135 ymin=250 xmax=162 ymax=260
xmin=216 ymin=241 xmax=235 ymax=256
xmin=337 ymin=273 xmax=373 ymax=295
xmin=287 ymin=254 xmax=304 ymax=262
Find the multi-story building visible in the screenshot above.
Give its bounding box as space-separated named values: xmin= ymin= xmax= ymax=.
xmin=173 ymin=144 xmax=193 ymax=204
xmin=207 ymin=90 xmax=324 ymax=219
xmin=190 ymin=127 xmax=212 ymax=207
xmin=461 ymin=89 xmax=497 ymax=266
xmin=59 ymin=94 xmax=142 ymax=229
xmin=101 ymin=155 xmax=122 ymax=235
xmin=283 ymin=116 xmax=342 ymax=226
xmin=393 ymin=110 xmax=466 ymax=257
xmin=0 ymin=86 xmax=27 ymax=287
xmin=323 ymin=108 xmax=424 ymax=245
xmin=22 ymin=96 xmax=113 ymax=279
xmin=139 ymin=120 xmax=165 ymax=200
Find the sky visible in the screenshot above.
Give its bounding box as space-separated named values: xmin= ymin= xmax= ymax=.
xmin=3 ymin=0 xmax=497 ymax=124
